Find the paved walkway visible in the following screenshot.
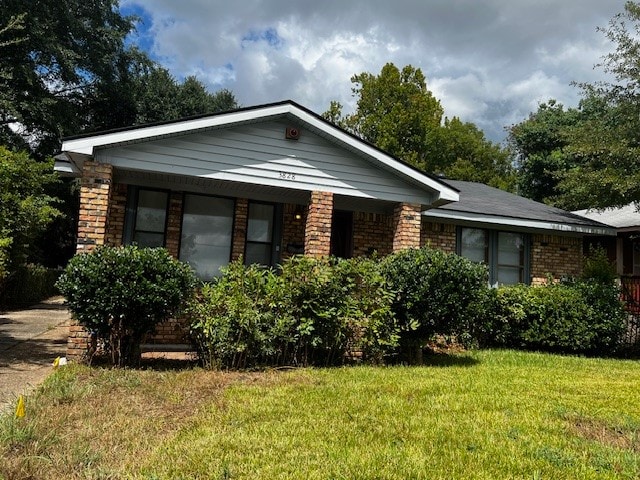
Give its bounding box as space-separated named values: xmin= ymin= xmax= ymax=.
xmin=0 ymin=297 xmax=69 ymax=410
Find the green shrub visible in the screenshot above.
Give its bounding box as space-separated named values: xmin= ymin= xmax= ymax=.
xmin=56 ymin=246 xmax=197 ymax=366
xmin=188 ymin=261 xmax=276 ymax=369
xmin=485 ymin=280 xmax=626 ymax=355
xmin=188 ymin=256 xmax=398 ymax=369
xmin=380 ymin=247 xmax=489 ymax=357
xmin=581 ymin=245 xmax=617 ymax=284
xmin=0 ymin=263 xmax=61 ymax=308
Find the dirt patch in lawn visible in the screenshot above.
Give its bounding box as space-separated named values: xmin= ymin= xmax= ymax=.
xmin=570 ymin=417 xmax=640 ymax=453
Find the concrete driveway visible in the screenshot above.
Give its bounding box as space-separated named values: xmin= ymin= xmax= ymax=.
xmin=0 ymin=297 xmax=69 ymax=410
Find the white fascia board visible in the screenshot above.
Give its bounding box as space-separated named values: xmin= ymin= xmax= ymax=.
xmin=60 ymin=102 xmax=459 ymax=204
xmin=61 ymin=104 xmax=294 ymax=156
xmin=422 ymin=209 xmax=616 ymax=236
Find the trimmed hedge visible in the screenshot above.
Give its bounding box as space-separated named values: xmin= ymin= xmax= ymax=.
xmin=380 ymin=247 xmax=489 ymax=354
xmin=57 ymin=246 xmax=197 ymax=366
xmin=483 ymin=280 xmax=626 ymax=355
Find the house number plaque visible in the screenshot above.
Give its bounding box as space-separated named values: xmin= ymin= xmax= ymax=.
xmin=279 ymin=171 xmax=296 ymax=180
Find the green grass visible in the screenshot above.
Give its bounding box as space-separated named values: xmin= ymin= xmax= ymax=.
xmin=2 ymin=350 xmax=640 ymax=479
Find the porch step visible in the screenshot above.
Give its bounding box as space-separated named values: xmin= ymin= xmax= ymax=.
xmin=140 ymin=343 xmax=193 ymax=353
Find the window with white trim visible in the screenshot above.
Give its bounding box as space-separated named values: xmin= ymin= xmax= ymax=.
xmin=458 ymin=227 xmax=530 ymax=285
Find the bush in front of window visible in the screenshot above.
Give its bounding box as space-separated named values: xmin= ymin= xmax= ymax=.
xmin=57 ymin=245 xmax=197 ymax=366
xmin=380 ymin=246 xmax=490 ymax=362
xmin=188 ymin=256 xmax=399 ymax=369
xmin=484 ymin=280 xmax=626 ymax=355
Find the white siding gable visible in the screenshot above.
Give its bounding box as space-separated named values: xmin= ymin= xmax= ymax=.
xmin=97 ymin=119 xmax=437 ymax=205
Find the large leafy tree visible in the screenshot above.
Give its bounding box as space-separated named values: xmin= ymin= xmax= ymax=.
xmin=0 ymin=0 xmax=147 ymax=156
xmin=325 ymin=63 xmax=514 ymax=190
xmin=550 ymin=1 xmax=640 ymax=209
xmin=0 ymin=1 xmax=239 ymax=274
xmin=507 ymin=100 xmax=581 ymax=204
xmin=134 ymin=68 xmax=237 ymax=125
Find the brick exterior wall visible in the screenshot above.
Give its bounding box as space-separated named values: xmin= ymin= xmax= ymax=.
xmin=231 ymin=198 xmax=249 ymax=261
xmin=353 ymin=212 xmax=394 ymax=257
xmin=165 ymin=192 xmax=183 ymax=258
xmin=421 ymin=220 xmax=456 ymax=253
xmin=281 ymin=203 xmax=306 ymax=260
xmin=531 ymin=234 xmax=583 ymax=285
xmin=304 ymin=191 xmax=333 ymax=257
xmin=392 ymin=202 xmax=422 ymax=251
xmin=105 ymin=183 xmax=127 ymax=247
xmin=76 ymin=161 xmax=113 ymax=253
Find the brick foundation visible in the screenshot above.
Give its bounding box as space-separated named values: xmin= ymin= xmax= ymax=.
xmin=304 ymin=191 xmax=333 ymax=257
xmin=392 ymin=203 xmax=421 ymax=251
xmin=531 ymin=234 xmax=583 ymax=284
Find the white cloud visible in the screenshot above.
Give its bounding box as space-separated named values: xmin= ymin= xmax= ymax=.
xmin=121 ymin=0 xmax=628 ymax=141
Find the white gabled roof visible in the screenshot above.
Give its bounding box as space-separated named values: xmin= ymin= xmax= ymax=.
xmin=573 ymin=204 xmax=640 ymax=231
xmin=57 ymin=100 xmax=458 ymax=205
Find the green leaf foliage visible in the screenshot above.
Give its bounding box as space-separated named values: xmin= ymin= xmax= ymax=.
xmin=324 ymin=63 xmax=515 ymax=190
xmin=189 ymin=256 xmax=398 ymax=369
xmin=56 ymin=245 xmax=197 ymax=366
xmin=0 ymin=147 xmax=60 ymax=281
xmin=380 ymin=247 xmax=489 ymax=351
xmin=484 ymin=280 xmax=626 ymax=355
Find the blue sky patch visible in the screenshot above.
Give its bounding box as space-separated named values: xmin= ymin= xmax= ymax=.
xmin=241 ymin=28 xmax=283 ymax=49
xmin=120 ymin=3 xmax=158 ymax=60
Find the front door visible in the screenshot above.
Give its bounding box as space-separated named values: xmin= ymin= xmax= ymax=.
xmin=330 ymin=210 xmax=353 ymax=258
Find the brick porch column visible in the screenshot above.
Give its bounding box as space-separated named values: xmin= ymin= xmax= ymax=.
xmin=304 ymin=191 xmax=333 ymax=257
xmin=231 ymin=198 xmax=249 ymax=261
xmin=165 ymin=192 xmax=183 ymax=258
xmin=76 ymin=161 xmax=113 ymax=253
xmin=69 ymin=160 xmax=114 ymax=361
xmin=393 ymin=202 xmax=421 ymax=251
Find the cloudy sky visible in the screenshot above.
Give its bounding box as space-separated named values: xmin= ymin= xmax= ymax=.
xmin=120 ymin=0 xmax=628 ymax=143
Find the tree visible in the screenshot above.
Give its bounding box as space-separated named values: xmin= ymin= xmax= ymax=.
xmin=507 ymin=100 xmax=581 ymax=204
xmin=432 ymin=117 xmax=516 ymax=191
xmin=0 ymin=147 xmax=60 ymax=281
xmin=547 ymin=1 xmax=640 ymax=209
xmin=325 ymin=63 xmax=443 ymax=171
xmin=324 ymin=63 xmax=514 ymax=190
xmin=134 ymin=68 xmax=238 ymax=125
xmin=0 ymin=0 xmax=147 ymax=156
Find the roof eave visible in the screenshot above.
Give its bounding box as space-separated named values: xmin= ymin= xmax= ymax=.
xmin=422 ymin=209 xmax=616 ymax=236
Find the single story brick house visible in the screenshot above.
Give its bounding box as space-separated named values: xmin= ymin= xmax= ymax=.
xmin=55 ymin=101 xmax=613 ymax=358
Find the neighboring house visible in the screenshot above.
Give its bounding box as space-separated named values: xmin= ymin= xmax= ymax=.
xmin=573 ymin=205 xmax=640 ymax=314
xmin=573 ymin=204 xmax=640 ymax=276
xmin=55 ymin=101 xmax=613 ymax=358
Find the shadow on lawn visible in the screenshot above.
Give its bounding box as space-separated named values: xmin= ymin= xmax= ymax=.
xmin=421 ymin=353 xmax=480 ymax=368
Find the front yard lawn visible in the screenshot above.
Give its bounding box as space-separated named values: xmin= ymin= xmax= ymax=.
xmin=2 ymin=350 xmax=640 ymax=479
